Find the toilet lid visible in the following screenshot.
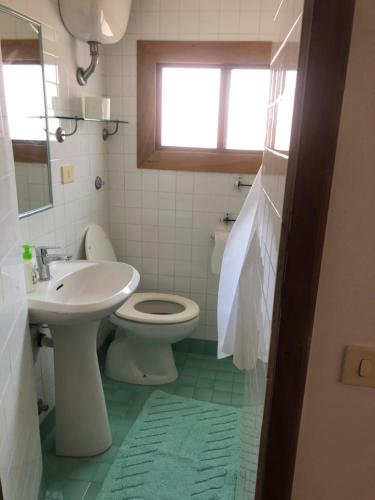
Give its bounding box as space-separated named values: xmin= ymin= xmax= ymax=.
xmin=85 ymin=224 xmax=117 ymax=262
xmin=115 ymin=293 xmax=200 ymax=324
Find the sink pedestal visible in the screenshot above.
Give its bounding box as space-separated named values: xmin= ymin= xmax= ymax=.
xmin=51 ymin=321 xmax=112 ymax=457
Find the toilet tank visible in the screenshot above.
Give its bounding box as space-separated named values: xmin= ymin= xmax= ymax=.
xmin=58 ymin=0 xmax=132 ymax=45
xmin=85 ymin=224 xmax=118 ymax=262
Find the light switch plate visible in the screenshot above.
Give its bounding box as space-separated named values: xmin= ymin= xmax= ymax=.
xmin=341 ymin=345 xmax=375 ymax=388
xmin=60 ymin=165 xmax=75 ymax=184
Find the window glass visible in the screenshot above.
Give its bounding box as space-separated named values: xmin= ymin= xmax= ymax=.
xmin=161 ymin=67 xmax=221 ymax=149
xmin=226 ymin=69 xmax=270 ymax=151
xmin=274 ymin=70 xmax=297 ymax=151
xmin=3 ymin=64 xmax=45 ymax=140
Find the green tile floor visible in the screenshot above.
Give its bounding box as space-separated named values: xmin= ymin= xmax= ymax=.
xmin=39 ymin=350 xmax=245 ymax=500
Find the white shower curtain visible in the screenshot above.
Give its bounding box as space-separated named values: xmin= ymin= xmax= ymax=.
xmin=217 ymin=167 xmax=270 ymax=370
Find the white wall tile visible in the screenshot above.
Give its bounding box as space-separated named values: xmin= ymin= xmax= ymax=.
xmin=159 ymin=174 xmax=176 ymax=192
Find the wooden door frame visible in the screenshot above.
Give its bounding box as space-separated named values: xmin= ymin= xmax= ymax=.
xmin=255 ymin=1 xmax=355 ymax=499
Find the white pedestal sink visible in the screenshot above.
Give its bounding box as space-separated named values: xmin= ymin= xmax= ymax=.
xmin=28 ymin=260 xmax=139 ymax=457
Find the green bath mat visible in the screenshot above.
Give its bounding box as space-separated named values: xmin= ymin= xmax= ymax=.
xmin=98 ymin=390 xmax=243 ymax=500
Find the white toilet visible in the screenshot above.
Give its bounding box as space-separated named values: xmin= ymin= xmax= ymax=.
xmin=85 ymin=224 xmax=200 ymax=385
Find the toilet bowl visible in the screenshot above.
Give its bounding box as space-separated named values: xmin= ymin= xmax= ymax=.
xmin=85 ymin=224 xmax=200 ymax=384
xmin=108 ymin=293 xmax=199 ymax=384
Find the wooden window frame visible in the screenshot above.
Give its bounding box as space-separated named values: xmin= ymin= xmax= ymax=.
xmin=137 ymin=41 xmax=272 ymax=173
xmin=12 ymin=140 xmax=47 ymax=163
xmin=1 ymin=38 xmax=40 ymax=64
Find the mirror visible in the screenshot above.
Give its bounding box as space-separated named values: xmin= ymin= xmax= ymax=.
xmin=0 ymin=6 xmax=52 ymax=218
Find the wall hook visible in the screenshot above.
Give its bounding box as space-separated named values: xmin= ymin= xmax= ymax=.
xmin=235 ymin=176 xmax=252 ymax=190
xmin=95 ymin=176 xmax=105 ymax=190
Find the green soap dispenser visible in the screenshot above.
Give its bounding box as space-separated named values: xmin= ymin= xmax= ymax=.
xmin=22 ymin=244 xmax=38 ymax=293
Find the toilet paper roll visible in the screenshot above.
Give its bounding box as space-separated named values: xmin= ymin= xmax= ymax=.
xmin=51 ymin=96 xmax=84 ymax=117
xmin=211 ymin=231 xmax=229 ymax=275
xmin=84 ymin=97 xmax=111 ymax=120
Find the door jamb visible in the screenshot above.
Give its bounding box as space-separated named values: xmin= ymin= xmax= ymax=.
xmin=255 ymin=1 xmax=355 ymax=498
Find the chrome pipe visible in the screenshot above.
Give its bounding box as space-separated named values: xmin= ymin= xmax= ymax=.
xmin=77 ymin=41 xmax=100 ymax=86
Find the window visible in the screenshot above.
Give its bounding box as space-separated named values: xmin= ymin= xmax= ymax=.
xmin=226 ymin=69 xmax=270 ymax=151
xmin=1 ymin=39 xmax=47 ymax=163
xmin=3 ymin=64 xmax=46 ymax=140
xmin=138 ymin=41 xmax=272 ymax=173
xmin=160 ymin=67 xmax=221 ymax=149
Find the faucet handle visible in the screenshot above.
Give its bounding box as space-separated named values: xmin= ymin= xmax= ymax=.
xmin=36 ymin=246 xmax=61 ymax=254
xmin=36 ymin=246 xmax=61 ymax=262
xmin=36 ymin=246 xmax=61 ymax=250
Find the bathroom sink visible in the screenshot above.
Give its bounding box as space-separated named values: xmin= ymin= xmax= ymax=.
xmin=28 ymin=260 xmax=140 ymax=325
xmin=27 ymin=259 xmax=140 ymax=458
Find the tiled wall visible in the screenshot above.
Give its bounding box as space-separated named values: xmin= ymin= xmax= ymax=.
xmin=262 ymin=0 xmax=303 ymax=301
xmin=104 ymin=0 xmax=278 ymax=341
xmin=0 ymin=41 xmax=42 ymax=500
xmin=0 ymin=1 xmax=302 ymax=498
xmin=15 ymin=163 xmax=50 ymax=214
xmin=0 ymin=5 xmax=109 ymax=497
xmin=236 ymin=0 xmax=303 ymax=497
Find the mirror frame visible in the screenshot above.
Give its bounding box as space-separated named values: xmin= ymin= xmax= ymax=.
xmin=0 ymin=4 xmax=53 ymax=219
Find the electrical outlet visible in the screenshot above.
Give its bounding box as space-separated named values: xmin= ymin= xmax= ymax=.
xmin=341 ymin=345 xmax=375 ymax=388
xmin=60 ymin=165 xmax=75 ymax=184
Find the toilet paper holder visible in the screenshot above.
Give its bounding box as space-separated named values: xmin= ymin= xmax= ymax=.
xmin=209 ymin=213 xmax=237 ymax=239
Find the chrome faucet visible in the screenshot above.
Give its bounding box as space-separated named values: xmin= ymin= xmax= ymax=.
xmin=36 ymin=246 xmax=72 ymax=281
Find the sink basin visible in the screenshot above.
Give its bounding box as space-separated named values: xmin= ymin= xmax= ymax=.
xmin=28 ymin=260 xmax=139 ymax=324
xmin=28 ymin=260 xmax=139 ymax=458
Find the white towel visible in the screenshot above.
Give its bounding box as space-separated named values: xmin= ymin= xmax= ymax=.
xmin=217 ymin=167 xmax=269 ymax=370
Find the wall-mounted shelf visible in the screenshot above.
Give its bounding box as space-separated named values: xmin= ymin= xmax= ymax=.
xmin=32 ymin=115 xmax=128 ymax=142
